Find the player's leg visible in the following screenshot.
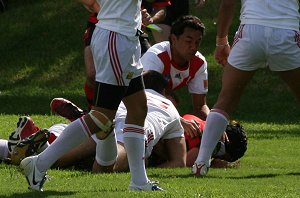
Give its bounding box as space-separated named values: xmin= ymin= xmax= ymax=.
xmin=84 ymin=45 xmax=96 ymax=109
xmin=193 ymin=24 xmax=265 ymax=176
xmin=83 ymin=21 xmax=97 ymax=109
xmin=273 ymin=29 xmax=300 ymax=103
xmin=122 ymin=76 xmax=149 ymax=188
xmin=279 ymin=67 xmax=300 ymax=103
xmin=193 ymin=64 xmax=255 ymax=176
xmin=20 ymin=115 xmax=93 ymax=191
xmin=52 ymin=137 xmax=96 ymax=169
xmin=92 ymin=142 xmax=129 ymax=173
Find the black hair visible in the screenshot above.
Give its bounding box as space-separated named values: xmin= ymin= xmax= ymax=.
xmin=142 ymin=70 xmax=167 ymax=94
xmin=170 ymin=15 xmax=205 ymax=37
xmin=225 ymin=120 xmax=248 ymax=162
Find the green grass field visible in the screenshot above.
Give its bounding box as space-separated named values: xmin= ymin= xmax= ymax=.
xmin=0 ymin=0 xmax=300 ymax=197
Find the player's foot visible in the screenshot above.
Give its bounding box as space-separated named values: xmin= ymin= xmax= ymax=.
xmin=192 ymin=162 xmax=209 ymax=177
xmin=20 ymin=155 xmax=47 ymax=191
xmin=10 ymin=129 xmax=50 ymax=165
xmin=8 ymin=117 xmax=40 ymax=154
xmin=129 ymin=180 xmax=164 ymax=191
xmin=50 ymin=98 xmax=85 ymax=122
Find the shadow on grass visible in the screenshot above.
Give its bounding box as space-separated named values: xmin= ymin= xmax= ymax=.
xmin=2 ymin=190 xmax=76 ymax=198
xmin=149 ymin=171 xmax=300 ymax=180
xmin=226 ymin=172 xmax=300 ymax=179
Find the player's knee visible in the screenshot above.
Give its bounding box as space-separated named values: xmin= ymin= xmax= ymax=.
xmin=88 ymin=110 xmax=114 ymax=140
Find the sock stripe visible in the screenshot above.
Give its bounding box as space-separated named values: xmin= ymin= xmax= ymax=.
xmin=80 ymin=117 xmax=92 ymax=137
xmin=123 ymin=127 xmax=144 ymax=135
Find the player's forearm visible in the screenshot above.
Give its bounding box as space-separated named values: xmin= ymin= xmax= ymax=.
xmin=151 ymin=8 xmax=166 ymax=24
xmin=193 ymin=104 xmax=210 ymax=121
xmin=79 ymin=0 xmax=100 ymax=13
xmin=79 ymin=0 xmax=95 ymax=7
xmin=216 ymin=0 xmax=235 ymax=38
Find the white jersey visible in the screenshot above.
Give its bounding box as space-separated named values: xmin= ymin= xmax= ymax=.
xmin=240 ymin=0 xmax=300 ymax=31
xmin=96 ymin=0 xmax=142 ymax=37
xmin=141 ymin=41 xmax=208 ymax=94
xmin=114 ymin=89 xmax=184 ymax=158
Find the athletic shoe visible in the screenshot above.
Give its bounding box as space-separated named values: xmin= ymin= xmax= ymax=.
xmin=8 ymin=117 xmax=40 ymax=154
xmin=50 ymin=98 xmax=85 ymax=122
xmin=192 ymin=163 xmax=209 ymax=177
xmin=20 ymin=155 xmax=47 ymax=192
xmin=129 ymin=180 xmax=164 ymax=191
xmin=10 ymin=129 xmax=50 ymax=165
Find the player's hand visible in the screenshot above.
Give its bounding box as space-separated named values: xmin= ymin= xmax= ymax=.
xmin=220 ymin=132 xmax=229 ymax=142
xmin=195 ymin=0 xmax=205 ymax=8
xmin=181 ymin=118 xmax=202 ymax=138
xmin=81 ymin=0 xmax=100 ymax=13
xmin=141 ymin=9 xmax=153 ymax=26
xmin=214 ymin=44 xmax=230 ymax=66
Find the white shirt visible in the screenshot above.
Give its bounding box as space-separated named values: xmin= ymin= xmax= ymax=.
xmin=114 ymin=89 xmax=184 ymax=158
xmin=141 ymin=41 xmax=208 ymax=94
xmin=96 ymin=0 xmax=142 ymax=37
xmin=240 ymin=0 xmax=300 ymax=31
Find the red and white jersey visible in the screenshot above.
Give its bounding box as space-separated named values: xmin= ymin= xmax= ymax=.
xmin=114 ymin=89 xmax=184 ymax=158
xmin=240 ymin=0 xmax=300 ymax=31
xmin=141 ymin=41 xmax=208 ymax=94
xmin=96 ymin=0 xmax=142 ymax=37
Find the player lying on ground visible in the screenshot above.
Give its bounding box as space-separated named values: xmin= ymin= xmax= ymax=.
xmin=1 ymin=73 xmax=247 ymax=171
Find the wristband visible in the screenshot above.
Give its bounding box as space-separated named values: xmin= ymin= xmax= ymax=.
xmin=216 ymin=36 xmax=228 ymax=46
xmin=216 ymin=43 xmax=229 ymax=47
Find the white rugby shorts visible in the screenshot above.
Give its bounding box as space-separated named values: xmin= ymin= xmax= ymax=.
xmin=91 ymin=27 xmax=143 ymax=86
xmin=229 ymin=24 xmax=300 ymax=71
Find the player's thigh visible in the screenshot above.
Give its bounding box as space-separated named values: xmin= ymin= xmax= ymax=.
xmin=122 ymin=76 xmax=147 ymax=125
xmin=84 ymin=46 xmax=96 ymax=78
xmin=279 ymin=67 xmax=300 ymax=103
xmin=214 ymin=64 xmax=255 ymax=113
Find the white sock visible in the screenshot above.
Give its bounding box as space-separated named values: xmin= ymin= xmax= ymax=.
xmin=195 ymin=111 xmax=228 ymax=166
xmin=36 ymin=118 xmax=90 ymax=172
xmin=0 ymin=139 xmax=9 ymax=160
xmin=123 ymin=124 xmax=148 ymax=186
xmin=95 ymin=132 xmax=117 ymax=166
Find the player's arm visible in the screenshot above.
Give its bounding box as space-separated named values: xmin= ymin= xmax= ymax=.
xmin=214 ymin=0 xmax=235 ymax=66
xmin=191 ymin=93 xmax=209 ymax=120
xmin=157 ymin=137 xmax=186 ymax=168
xmin=79 ymin=0 xmax=100 ymax=13
xmin=180 ymin=116 xmax=202 ymax=139
xmin=195 ymin=0 xmax=206 ymax=8
xmin=216 ymin=0 xmax=235 ymax=38
xmin=178 ymin=93 xmax=208 ymax=138
xmin=141 ymin=7 xmax=166 ymax=26
xmin=150 ymin=6 xmax=167 ymax=24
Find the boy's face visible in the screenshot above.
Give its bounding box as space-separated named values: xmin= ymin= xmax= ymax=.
xmin=170 ymin=27 xmax=203 ymax=64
